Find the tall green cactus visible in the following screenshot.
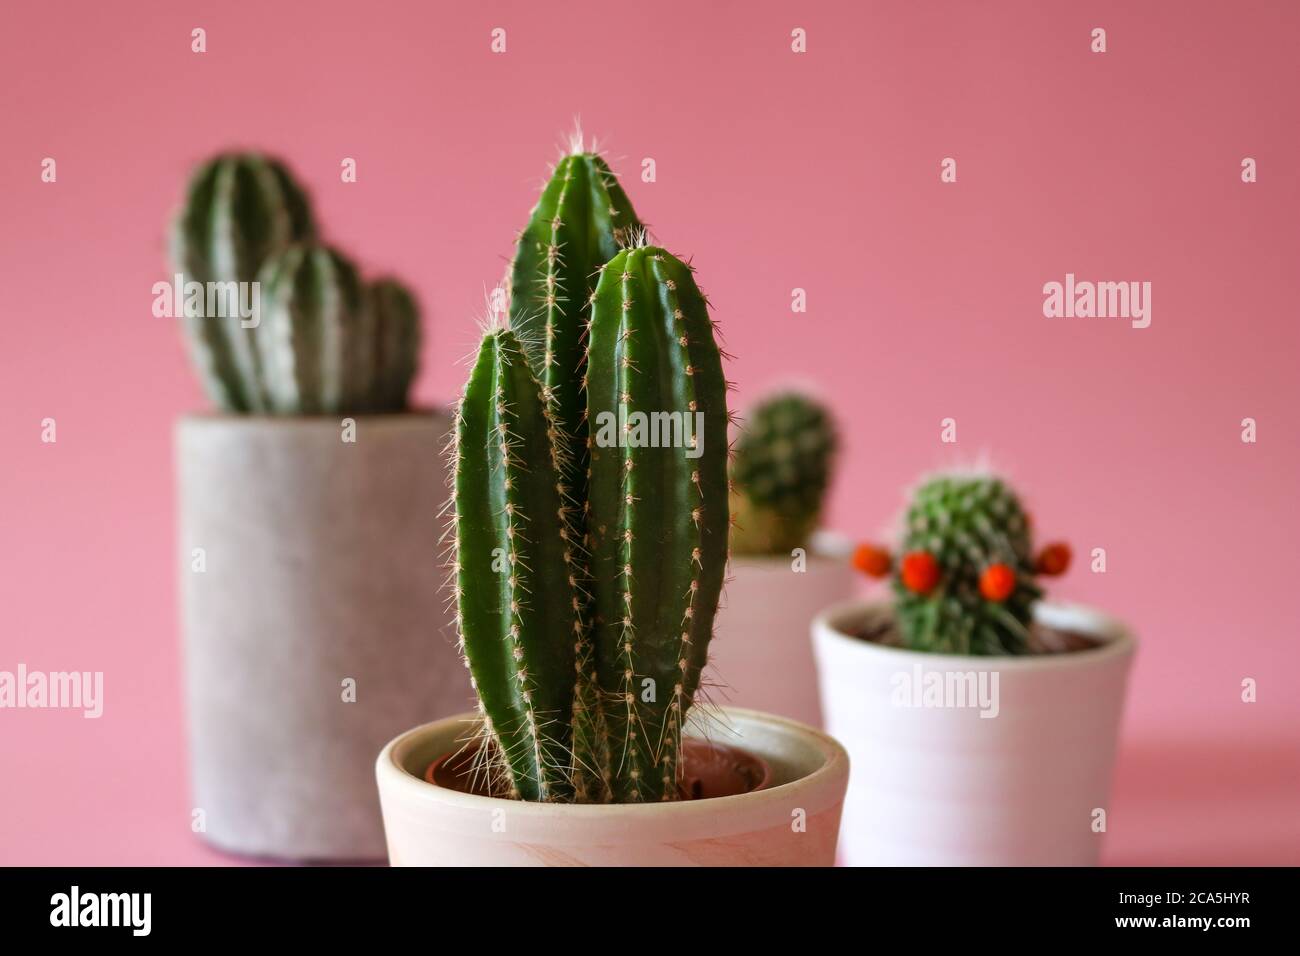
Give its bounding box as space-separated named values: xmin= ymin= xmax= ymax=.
xmin=893 ymin=473 xmax=1043 ymax=655
xmin=730 ymin=391 xmax=839 ymax=555
xmin=507 ymin=149 xmax=643 ymax=511
xmin=170 ymin=152 xmax=317 ymax=412
xmin=453 ymin=244 xmax=729 ymax=804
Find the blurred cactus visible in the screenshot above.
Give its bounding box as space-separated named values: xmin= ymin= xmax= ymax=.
xmin=856 ymin=472 xmax=1073 ymax=655
xmin=730 ymin=392 xmax=838 ymax=555
xmin=367 ymin=278 xmax=422 ymax=412
xmin=170 ymin=152 xmax=317 ymax=411
xmin=257 ymin=244 xmax=369 ymax=415
xmin=169 ymin=151 xmax=421 ymax=415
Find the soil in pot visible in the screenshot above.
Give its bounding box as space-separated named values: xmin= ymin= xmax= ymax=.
xmin=426 ymin=738 xmax=771 ymax=801
xmin=853 ymin=616 xmax=1103 ymax=655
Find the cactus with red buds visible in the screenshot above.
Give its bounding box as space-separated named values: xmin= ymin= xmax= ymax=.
xmin=894 ymin=473 xmax=1042 ymax=654
xmin=855 ymin=473 xmax=1075 ymax=655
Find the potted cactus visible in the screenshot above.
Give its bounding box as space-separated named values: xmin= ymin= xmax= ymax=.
xmin=171 ymin=152 xmax=461 ymax=861
xmin=813 ymin=471 xmax=1136 ymax=866
xmin=374 ymin=148 xmax=848 ymax=866
xmin=710 ymin=392 xmax=856 ymax=726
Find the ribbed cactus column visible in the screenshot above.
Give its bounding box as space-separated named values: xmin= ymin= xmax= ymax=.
xmin=256 ymin=244 xmax=370 ymax=415
xmin=509 ymin=151 xmax=642 ymax=507
xmin=170 ymin=153 xmax=316 ymax=411
xmin=367 ymin=278 xmax=421 ymax=413
xmin=586 ymin=246 xmax=730 ymax=802
xmin=452 ymin=329 xmax=581 ymax=802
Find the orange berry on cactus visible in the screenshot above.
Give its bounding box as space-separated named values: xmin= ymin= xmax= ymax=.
xmin=852 ymin=543 xmax=892 ymax=578
xmin=979 ymin=563 xmax=1017 ymax=602
xmin=900 ymin=551 xmax=940 ymax=595
xmin=1036 ymin=542 xmax=1071 ymax=576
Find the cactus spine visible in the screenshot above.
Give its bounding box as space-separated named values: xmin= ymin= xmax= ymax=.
xmin=730 ymin=391 xmax=838 ymax=555
xmin=453 ymin=242 xmax=729 ymax=804
xmin=893 ymin=473 xmax=1043 ymax=655
xmin=170 ymin=153 xmax=317 ymax=412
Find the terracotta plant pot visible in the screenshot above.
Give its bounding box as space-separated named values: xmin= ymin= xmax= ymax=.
xmin=709 ymin=533 xmax=857 ymax=727
xmin=375 ymin=707 xmax=849 ymax=866
xmin=176 ymin=411 xmax=465 ymax=861
xmin=813 ymin=600 xmax=1136 ymax=866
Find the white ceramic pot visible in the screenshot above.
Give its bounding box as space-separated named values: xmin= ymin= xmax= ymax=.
xmin=813 ymin=600 xmax=1135 ymax=866
xmin=375 ymin=707 xmax=849 ymax=866
xmin=177 ymin=411 xmax=466 ymax=861
xmin=709 ymin=534 xmax=857 ymax=727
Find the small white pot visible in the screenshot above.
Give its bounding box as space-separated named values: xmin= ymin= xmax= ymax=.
xmin=177 ymin=411 xmax=466 ymax=861
xmin=375 ymin=707 xmax=849 ymax=866
xmin=709 ymin=534 xmax=857 ymax=727
xmin=813 ymin=600 xmax=1135 ymax=866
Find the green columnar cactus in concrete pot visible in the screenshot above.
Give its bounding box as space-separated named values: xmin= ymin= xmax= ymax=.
xmin=711 ymin=391 xmax=855 ymax=727
xmin=813 ymin=469 xmax=1137 ymax=865
xmin=170 ymin=151 xmax=460 ymax=861
xmin=375 ymin=145 xmax=847 ymax=865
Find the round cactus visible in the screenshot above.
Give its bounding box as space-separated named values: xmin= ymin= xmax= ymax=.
xmin=892 ymin=473 xmax=1043 ymax=655
xmin=170 ymin=152 xmax=317 ymax=412
xmin=730 ymin=391 xmax=838 ymax=554
xmin=255 ymin=243 xmax=369 ymax=415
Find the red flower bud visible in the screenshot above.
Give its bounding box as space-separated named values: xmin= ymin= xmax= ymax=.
xmin=900 ymin=551 xmax=940 ymax=595
xmin=852 ymin=544 xmax=893 ymax=579
xmin=1035 ymin=542 xmax=1072 ymax=576
xmin=979 ymin=563 xmax=1017 ymax=602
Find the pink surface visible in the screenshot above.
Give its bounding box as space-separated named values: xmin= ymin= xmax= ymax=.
xmin=1 ymin=1 xmax=1297 ymax=865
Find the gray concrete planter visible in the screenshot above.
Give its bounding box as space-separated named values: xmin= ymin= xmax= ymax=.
xmin=176 ymin=411 xmax=464 ymax=861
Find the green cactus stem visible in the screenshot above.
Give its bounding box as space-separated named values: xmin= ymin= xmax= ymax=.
xmin=256 ymin=244 xmax=369 ymax=415
xmin=508 ymin=148 xmax=643 ymax=511
xmin=730 ymin=391 xmax=838 ymax=555
xmin=367 ymin=278 xmax=421 ymax=412
xmin=451 ymin=328 xmax=582 ymax=802
xmin=893 ymin=473 xmax=1043 ymax=655
xmin=170 ymin=152 xmax=316 ymax=411
xmin=586 ymin=245 xmax=730 ymax=802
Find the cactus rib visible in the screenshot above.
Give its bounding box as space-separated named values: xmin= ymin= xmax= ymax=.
xmin=170 ymin=153 xmax=316 ymax=411
xmin=586 ymin=246 xmax=729 ymax=802
xmin=256 ymin=244 xmax=366 ymax=415
xmin=508 ymin=151 xmax=643 ymax=512
xmin=453 ymin=328 xmax=580 ymax=801
xmin=367 ymin=278 xmax=421 ymax=412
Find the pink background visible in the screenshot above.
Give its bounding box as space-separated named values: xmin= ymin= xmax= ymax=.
xmin=2 ymin=0 xmax=1297 ymax=864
